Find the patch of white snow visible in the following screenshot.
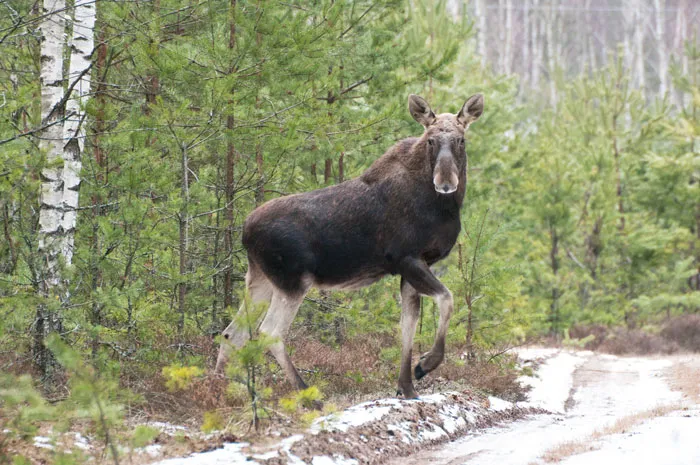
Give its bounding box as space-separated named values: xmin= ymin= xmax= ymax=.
xmin=33 ymin=436 xmax=54 ymax=450
xmin=518 ymin=351 xmax=589 ymax=413
xmin=488 ymin=396 xmax=513 ymax=411
xmin=149 ymin=442 xmax=252 ymax=465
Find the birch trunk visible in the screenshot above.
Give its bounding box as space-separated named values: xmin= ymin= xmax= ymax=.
xmin=654 ymin=0 xmax=667 ymax=96
xmin=475 ymin=0 xmax=487 ymax=68
xmin=546 ymin=0 xmax=557 ymax=105
xmin=531 ymin=0 xmax=541 ymax=88
xmin=35 ymin=0 xmax=67 ymax=384
xmin=522 ymin=0 xmax=530 ymax=88
xmin=586 ymin=0 xmax=597 ymax=73
xmin=674 ymin=0 xmax=689 ymax=108
xmin=498 ymin=0 xmax=506 ymax=74
xmin=623 ymin=0 xmax=634 ymax=73
xmin=504 ymin=0 xmax=513 ymax=75
xmin=36 ymin=0 xmax=95 ymax=384
xmin=633 ymin=0 xmax=645 ymax=94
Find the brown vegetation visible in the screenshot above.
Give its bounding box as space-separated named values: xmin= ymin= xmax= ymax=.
xmin=567 ymin=314 xmax=700 ymax=355
xmin=540 ymin=404 xmax=680 ymax=463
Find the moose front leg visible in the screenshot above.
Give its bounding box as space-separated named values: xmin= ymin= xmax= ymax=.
xmin=398 ymin=257 xmax=453 ymax=383
xmin=397 ymin=278 xmax=420 ymax=399
xmin=415 ymin=289 xmax=453 ymax=380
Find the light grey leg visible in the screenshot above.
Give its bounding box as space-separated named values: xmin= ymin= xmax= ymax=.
xmin=398 ymin=278 xmax=421 ymax=399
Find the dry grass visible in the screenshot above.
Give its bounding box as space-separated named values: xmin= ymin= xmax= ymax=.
xmin=540 ymin=404 xmax=680 ymax=463
xmin=667 ymin=358 xmax=700 ymax=402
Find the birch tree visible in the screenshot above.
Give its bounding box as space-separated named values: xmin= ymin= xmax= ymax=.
xmin=475 ymin=0 xmax=488 ymax=69
xmin=35 ymin=0 xmax=95 ymax=384
xmin=654 ymin=0 xmax=668 ymax=96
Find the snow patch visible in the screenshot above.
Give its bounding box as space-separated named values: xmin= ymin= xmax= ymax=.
xmin=518 ymin=350 xmax=589 ymax=413
xmin=150 ymin=442 xmax=251 ymax=465
xmin=139 ymin=444 xmax=163 ymax=457
xmin=559 ymin=407 xmax=700 ymax=465
xmin=73 ymin=432 xmax=91 ymax=450
xmin=146 ymin=421 xmax=188 ymax=435
xmin=311 ymin=455 xmax=359 ymax=465
xmin=311 ymin=398 xmax=402 ymax=432
xmin=33 ymin=436 xmax=54 ymax=450
xmin=489 ymin=396 xmax=513 ymax=411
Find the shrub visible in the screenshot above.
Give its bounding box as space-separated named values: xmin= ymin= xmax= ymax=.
xmin=661 ymin=314 xmax=700 ymax=352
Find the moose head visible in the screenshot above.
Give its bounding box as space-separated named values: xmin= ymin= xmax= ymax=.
xmin=408 ymin=93 xmax=484 ymax=194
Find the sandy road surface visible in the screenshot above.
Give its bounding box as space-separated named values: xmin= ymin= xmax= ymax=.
xmin=393 ymin=350 xmax=700 ymax=465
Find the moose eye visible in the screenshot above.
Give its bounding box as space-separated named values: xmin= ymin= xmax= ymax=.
xmin=427 ymin=139 xmax=435 ymax=147
xmin=458 ymin=138 xmax=465 ymax=147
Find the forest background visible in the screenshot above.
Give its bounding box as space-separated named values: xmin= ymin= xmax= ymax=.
xmin=1 ymin=0 xmax=700 ymax=461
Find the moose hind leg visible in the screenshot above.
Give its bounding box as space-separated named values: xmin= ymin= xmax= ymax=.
xmin=397 ymin=279 xmax=420 ymax=399
xmin=398 ymin=257 xmax=453 ymax=381
xmin=215 ymin=263 xmax=273 ymax=373
xmin=258 ymin=288 xmax=309 ymax=390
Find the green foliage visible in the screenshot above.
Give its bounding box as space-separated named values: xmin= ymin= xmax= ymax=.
xmin=131 ymin=425 xmax=160 ymax=449
xmin=201 ymin=411 xmax=225 ymax=434
xmin=279 ymin=386 xmax=323 ymax=413
xmin=162 ymin=365 xmax=205 ymax=392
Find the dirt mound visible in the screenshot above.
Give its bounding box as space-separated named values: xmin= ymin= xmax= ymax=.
xmin=255 ymin=391 xmax=542 ymax=464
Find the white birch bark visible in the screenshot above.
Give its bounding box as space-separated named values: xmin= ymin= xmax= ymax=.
xmin=475 ymin=0 xmax=488 ymax=68
xmin=623 ymin=0 xmax=634 ymax=73
xmin=633 ymin=0 xmax=645 ymax=93
xmin=546 ymin=0 xmax=557 ymax=105
xmin=674 ymin=0 xmax=689 ymax=108
xmin=504 ymin=0 xmax=513 ymax=75
xmin=654 ymin=0 xmax=667 ymax=96
xmin=498 ymin=0 xmax=506 ymax=74
xmin=38 ymin=0 xmax=67 ymax=289
xmin=586 ymin=0 xmax=597 ymax=72
xmin=61 ymin=0 xmax=95 ymax=263
xmin=531 ymin=0 xmax=542 ymax=88
xmin=522 ymin=0 xmax=530 ymax=87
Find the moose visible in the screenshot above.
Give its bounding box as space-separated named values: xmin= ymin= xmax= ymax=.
xmin=216 ymin=93 xmax=484 ymax=399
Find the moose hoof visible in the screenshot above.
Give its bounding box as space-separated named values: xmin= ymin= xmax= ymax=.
xmin=397 ymin=386 xmax=419 ymax=400
xmin=414 ymin=363 xmax=427 ymax=380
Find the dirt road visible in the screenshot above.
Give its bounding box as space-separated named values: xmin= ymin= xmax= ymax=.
xmin=392 ymin=349 xmax=700 ymax=465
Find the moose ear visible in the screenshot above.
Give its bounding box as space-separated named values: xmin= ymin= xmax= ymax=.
xmin=408 ymin=94 xmax=436 ymax=128
xmin=457 ymin=93 xmax=484 ymax=128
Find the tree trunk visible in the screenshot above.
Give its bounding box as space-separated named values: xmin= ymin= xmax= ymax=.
xmin=36 ymin=0 xmax=93 ymax=386
xmin=545 ymin=0 xmax=557 ymax=106
xmin=522 ymin=0 xmax=530 ymax=90
xmin=654 ymin=0 xmax=667 ymax=97
xmin=549 ymin=226 xmax=560 ymax=335
xmin=497 ymin=0 xmax=506 ymax=74
xmin=475 ymin=0 xmax=487 ymax=68
xmin=178 ymin=143 xmax=189 ymax=344
xmin=633 ymin=0 xmax=645 ymax=94
xmin=91 ymin=10 xmax=108 ymax=359
xmin=324 ymin=158 xmax=332 ymax=184
xmin=531 ymin=0 xmax=542 ymax=89
xmin=223 ymin=0 xmax=236 ymax=311
xmin=503 ymin=0 xmax=513 ymax=75
xmin=585 ymin=0 xmax=597 ymax=73
xmin=338 ymin=152 xmax=344 ymax=183
xmin=674 ymin=0 xmax=688 ymax=108
xmin=254 ymin=13 xmax=265 ymax=206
